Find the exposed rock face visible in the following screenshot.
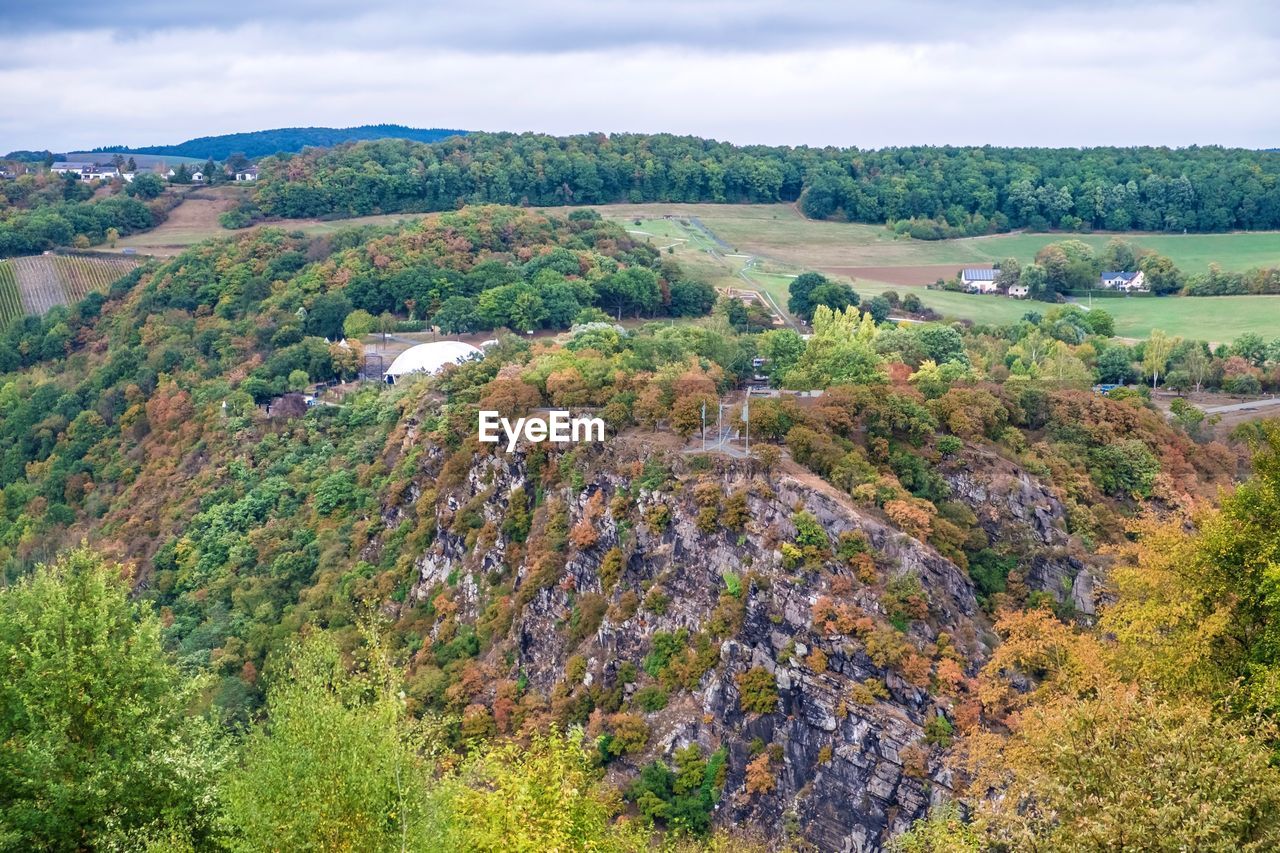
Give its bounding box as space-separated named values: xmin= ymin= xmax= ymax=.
xmin=385 ymin=439 xmax=1092 ymax=850
xmin=943 ymin=447 xmax=1098 ymax=616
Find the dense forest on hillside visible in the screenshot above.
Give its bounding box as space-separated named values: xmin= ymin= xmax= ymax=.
xmin=0 ymin=169 xmax=163 ymax=255
xmin=242 ymin=132 xmax=1280 ymax=234
xmin=6 ymin=202 xmax=1280 ymax=848
xmin=93 ymin=124 xmax=469 ymax=160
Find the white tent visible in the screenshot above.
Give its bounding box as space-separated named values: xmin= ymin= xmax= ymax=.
xmin=384 ymin=341 xmax=481 ymax=384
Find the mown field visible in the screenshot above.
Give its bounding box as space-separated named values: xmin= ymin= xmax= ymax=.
xmin=614 ymin=208 xmax=1280 ymax=344
xmin=593 ymin=203 xmax=1280 ymax=274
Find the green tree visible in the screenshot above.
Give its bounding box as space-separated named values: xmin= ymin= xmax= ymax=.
xmin=1142 ymin=329 xmax=1175 ymax=388
xmin=432 ymin=296 xmax=479 ymax=334
xmin=220 ymin=633 xmax=436 ymax=852
xmin=343 ymin=308 xmax=376 ymax=340
xmin=0 ymin=549 xmax=223 ymax=849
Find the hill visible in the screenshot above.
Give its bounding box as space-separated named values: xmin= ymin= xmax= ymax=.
xmin=5 ymin=204 xmax=1280 ymax=850
xmin=93 ymin=124 xmax=468 ymax=160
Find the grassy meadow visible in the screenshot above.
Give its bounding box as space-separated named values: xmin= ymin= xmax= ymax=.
xmin=593 ymin=203 xmax=1280 ymax=274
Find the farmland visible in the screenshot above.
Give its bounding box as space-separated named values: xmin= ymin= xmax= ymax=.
xmin=599 ymin=204 xmax=1280 ymax=343
xmin=591 ymin=203 xmax=1280 ymax=273
xmin=0 ymin=255 xmax=142 ymax=323
xmin=0 ymin=263 xmax=21 ymax=327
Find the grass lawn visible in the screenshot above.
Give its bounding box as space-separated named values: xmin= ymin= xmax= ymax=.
xmin=589 ymin=203 xmax=1280 ymax=273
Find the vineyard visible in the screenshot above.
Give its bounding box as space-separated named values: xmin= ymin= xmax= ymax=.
xmin=0 ymin=254 xmax=142 ymax=325
xmin=0 ymin=262 xmax=20 ymax=328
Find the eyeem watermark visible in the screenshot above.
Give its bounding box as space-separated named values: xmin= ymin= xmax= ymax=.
xmin=478 ymin=410 xmax=606 ymax=452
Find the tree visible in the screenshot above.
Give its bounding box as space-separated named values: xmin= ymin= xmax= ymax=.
xmin=807 ymin=281 xmax=860 ymax=317
xmin=342 ymin=308 xmax=376 ymax=340
xmin=126 ymin=172 xmax=165 ymax=199
xmin=864 ymin=295 xmax=892 ymax=324
xmin=595 ymin=267 xmax=660 ymax=320
xmin=304 ymin=292 xmax=353 ymax=340
xmin=220 ymin=632 xmax=437 ymax=852
xmin=668 ymin=279 xmax=717 ymax=317
xmin=758 ymin=328 xmax=806 ymax=384
xmin=105 ymin=226 xmax=119 ymax=248
xmin=787 ymin=271 xmax=829 ymax=321
xmin=0 ymin=549 xmax=222 ymax=849
xmin=1095 ymin=345 xmax=1135 ymax=384
xmin=434 ymin=729 xmax=645 ymax=850
xmin=1176 ymin=344 xmax=1212 ymax=393
xmin=966 ymin=687 xmax=1280 ymax=851
xmin=1142 ymin=329 xmax=1175 ymax=388
xmin=1083 ymin=308 xmax=1114 ymax=337
xmin=1139 ymin=254 xmax=1185 ymax=295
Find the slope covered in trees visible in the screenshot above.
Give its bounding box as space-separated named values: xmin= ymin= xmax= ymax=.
xmin=93 ymin=124 xmax=468 ymax=160
xmin=0 ymin=200 xmax=1274 ymax=849
xmin=245 ymin=133 xmax=1280 ymax=233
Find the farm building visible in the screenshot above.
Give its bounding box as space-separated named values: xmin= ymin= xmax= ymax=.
xmin=960 ymin=268 xmax=999 ymax=293
xmin=235 ymin=166 xmax=259 ymax=182
xmin=383 ymin=341 xmax=482 ymax=384
xmin=1099 ymin=270 xmax=1147 ymax=292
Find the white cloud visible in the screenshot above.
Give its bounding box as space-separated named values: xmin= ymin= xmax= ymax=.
xmin=1 ymin=0 xmax=1277 ymax=151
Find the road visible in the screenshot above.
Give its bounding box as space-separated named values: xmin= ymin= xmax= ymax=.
xmin=1201 ymin=397 xmax=1280 ymax=415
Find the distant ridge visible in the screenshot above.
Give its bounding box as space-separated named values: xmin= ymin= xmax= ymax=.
xmin=91 ymin=124 xmax=469 ymax=161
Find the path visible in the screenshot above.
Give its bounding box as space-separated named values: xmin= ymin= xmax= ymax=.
xmin=1201 ymin=397 xmax=1280 ymax=415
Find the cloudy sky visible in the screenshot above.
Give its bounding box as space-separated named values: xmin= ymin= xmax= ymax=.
xmin=3 ymin=0 xmax=1278 ymax=152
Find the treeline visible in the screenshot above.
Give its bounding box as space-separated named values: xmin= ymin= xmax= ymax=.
xmin=242 ymin=133 xmax=1280 ymax=233
xmin=95 ymin=123 xmax=468 ymax=160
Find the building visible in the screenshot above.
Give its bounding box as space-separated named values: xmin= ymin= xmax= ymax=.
xmin=383 ymin=341 xmax=482 ymax=384
xmin=1099 ymin=271 xmax=1147 ymax=292
xmin=1008 ymin=284 xmax=1030 ymax=299
xmin=960 ymin=268 xmax=999 ymax=293
xmin=190 ymin=171 xmax=205 ymax=183
xmin=51 ymin=162 xmax=119 ymax=182
xmin=234 ymin=166 xmax=259 ymax=182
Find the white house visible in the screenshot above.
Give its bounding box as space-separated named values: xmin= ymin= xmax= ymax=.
xmin=960 ymin=268 xmax=1000 ymax=293
xmin=1099 ymin=270 xmax=1147 ymax=292
xmin=51 ymin=162 xmax=119 ymax=182
xmin=234 ymin=166 xmax=259 ymax=182
xmin=190 ymin=171 xmax=205 ymax=183
xmin=1008 ymin=284 xmax=1030 ymax=299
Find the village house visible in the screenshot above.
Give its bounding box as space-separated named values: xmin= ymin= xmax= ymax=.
xmin=960 ymin=268 xmax=1000 ymax=293
xmin=1099 ymin=270 xmax=1147 ymax=292
xmin=51 ymin=162 xmax=119 ymax=182
xmin=234 ymin=165 xmax=259 ymax=182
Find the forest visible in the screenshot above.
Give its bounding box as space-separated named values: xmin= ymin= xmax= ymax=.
xmin=240 ymin=133 xmax=1280 ymax=234
xmin=3 ymin=202 xmax=1280 ymax=849
xmin=90 ymin=123 xmax=469 ymax=161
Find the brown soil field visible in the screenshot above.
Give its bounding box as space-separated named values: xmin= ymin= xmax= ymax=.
xmin=825 ymin=264 xmax=969 ymax=286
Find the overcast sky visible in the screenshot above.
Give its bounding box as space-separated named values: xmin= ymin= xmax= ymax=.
xmin=3 ymin=0 xmax=1278 ymax=152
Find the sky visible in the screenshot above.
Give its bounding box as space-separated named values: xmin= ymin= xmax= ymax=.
xmin=2 ymin=0 xmax=1278 ymax=152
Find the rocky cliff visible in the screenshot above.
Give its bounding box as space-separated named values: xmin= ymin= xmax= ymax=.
xmin=376 ymin=432 xmax=1096 ymax=851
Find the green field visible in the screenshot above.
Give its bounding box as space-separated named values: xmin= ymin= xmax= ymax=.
xmin=615 ymin=210 xmax=1280 ymax=343
xmin=592 ymin=203 xmax=1280 ymax=274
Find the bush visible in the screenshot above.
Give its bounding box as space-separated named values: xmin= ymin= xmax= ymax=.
xmin=735 ymin=666 xmax=779 ymax=714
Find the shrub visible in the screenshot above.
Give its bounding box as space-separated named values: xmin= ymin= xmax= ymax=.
xmin=736 ymin=666 xmax=779 ymax=714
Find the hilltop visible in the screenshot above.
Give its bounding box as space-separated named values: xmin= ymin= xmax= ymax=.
xmin=90 ymin=123 xmax=469 ymax=160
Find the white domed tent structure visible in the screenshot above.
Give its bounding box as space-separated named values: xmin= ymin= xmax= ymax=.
xmin=384 ymin=341 xmax=482 ymax=384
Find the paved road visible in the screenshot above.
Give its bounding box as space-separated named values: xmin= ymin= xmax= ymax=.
xmin=1201 ymin=397 xmax=1280 ymax=415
